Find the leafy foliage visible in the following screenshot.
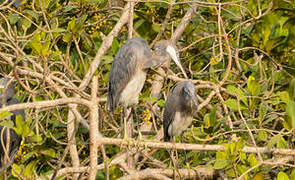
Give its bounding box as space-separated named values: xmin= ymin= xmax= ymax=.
xmin=0 ymin=0 xmax=295 ymax=179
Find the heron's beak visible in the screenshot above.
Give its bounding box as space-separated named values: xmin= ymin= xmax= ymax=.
xmin=166 ymin=45 xmax=188 ymax=79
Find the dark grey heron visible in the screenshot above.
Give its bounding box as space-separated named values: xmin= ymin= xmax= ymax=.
xmin=0 ymin=77 xmax=25 ymax=170
xmin=163 ymin=81 xmax=198 ymax=142
xmin=106 ymin=37 xmax=188 ymax=138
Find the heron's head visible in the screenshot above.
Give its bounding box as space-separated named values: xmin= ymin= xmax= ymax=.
xmin=0 ymin=77 xmax=15 ymax=103
xmin=182 ymin=81 xmax=198 ymax=109
xmin=153 ymin=40 xmax=188 ymax=78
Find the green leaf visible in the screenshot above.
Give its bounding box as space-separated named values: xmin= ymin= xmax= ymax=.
xmin=30 ymin=33 xmax=43 ymax=55
xmin=9 ymin=14 xmax=20 ymax=25
xmin=204 ymin=113 xmax=210 ymax=128
xmin=156 ymin=99 xmax=165 ymax=107
xmin=289 ymin=79 xmax=295 ymax=100
xmin=0 ymin=111 xmax=13 ymax=120
xmin=216 ymin=151 xmax=227 ymax=160
xmin=30 ymin=134 xmax=43 ymax=143
xmin=75 ymin=15 xmax=87 ymax=34
xmin=286 ymin=100 xmax=295 ymax=128
xmin=277 ymin=172 xmax=290 ymax=180
xmin=39 ymin=148 xmax=56 ymax=158
xmin=226 ymin=85 xmax=248 ymax=106
xmin=278 ymin=136 xmax=288 ymax=149
xmin=68 ymin=17 xmax=76 ymax=32
xmin=240 ymin=152 xmax=247 ymax=164
xmin=14 ymin=114 xmax=24 ymax=135
xmin=258 ymin=130 xmax=267 ymax=141
xmin=214 ymin=159 xmax=230 ymax=169
xmin=209 ymin=105 xmax=217 ymax=126
xmin=23 ymin=10 xmax=39 ymax=20
xmin=248 ymin=154 xmax=258 ymax=167
xmin=0 ymin=119 xmax=14 ymax=129
xmin=20 ymin=18 xmax=32 ymax=30
xmin=258 ymin=102 xmax=267 ymax=124
xmin=63 ymin=5 xmax=78 ymax=12
xmin=291 ymin=169 xmax=295 ymax=180
xmin=247 ymin=76 xmax=260 ymax=96
xmin=63 ymin=33 xmax=72 ymax=43
xmin=267 ymin=134 xmax=281 ymax=149
xmin=11 ymin=164 xmax=22 ymax=178
xmin=112 ymin=39 xmax=119 ymax=55
xmin=224 ymin=99 xmax=247 ymax=111
xmin=24 ymin=161 xmax=38 ymax=179
xmin=279 ymin=91 xmax=290 ymax=103
xmin=152 ymin=24 xmax=161 ymax=32
xmin=236 ymin=138 xmax=244 ymax=152
xmin=41 ymin=40 xmax=51 ymax=56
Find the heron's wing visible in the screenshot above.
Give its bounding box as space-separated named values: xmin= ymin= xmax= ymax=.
xmin=163 ymin=85 xmax=181 ymax=141
xmin=107 ymin=38 xmax=150 ymax=112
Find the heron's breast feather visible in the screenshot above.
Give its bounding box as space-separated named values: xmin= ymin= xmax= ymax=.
xmin=120 ymin=70 xmax=146 ymax=107
xmin=168 ymin=111 xmax=193 ymax=137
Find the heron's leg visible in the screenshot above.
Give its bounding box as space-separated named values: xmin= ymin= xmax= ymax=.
xmin=181 ymin=133 xmax=188 ymax=165
xmin=170 ymin=137 xmax=181 ymax=179
xmin=123 ymin=106 xmax=128 ymax=139
xmin=123 ymin=106 xmax=132 ymax=140
xmin=126 ymin=107 xmax=133 ymax=139
xmin=132 ymin=106 xmax=142 ymax=140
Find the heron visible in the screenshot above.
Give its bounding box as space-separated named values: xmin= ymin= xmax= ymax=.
xmin=163 ymin=81 xmax=198 ymax=142
xmin=0 ymin=77 xmax=25 ymax=170
xmin=106 ymin=37 xmax=188 ymax=138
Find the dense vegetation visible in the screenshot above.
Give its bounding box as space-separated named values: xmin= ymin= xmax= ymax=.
xmin=0 ymin=0 xmax=295 ymax=179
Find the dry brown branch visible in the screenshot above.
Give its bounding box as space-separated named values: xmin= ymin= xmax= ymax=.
xmin=89 ymin=76 xmax=99 ymax=180
xmin=67 ymin=108 xmax=80 ymax=180
xmin=0 ymin=98 xmax=91 ymax=112
xmin=128 ymin=2 xmax=134 ymax=39
xmin=55 ymin=153 xmax=127 ymax=177
xmin=124 ymin=0 xmax=246 ymax=6
xmin=97 ymin=137 xmax=295 ymax=156
xmin=118 ymin=168 xmax=214 ymax=180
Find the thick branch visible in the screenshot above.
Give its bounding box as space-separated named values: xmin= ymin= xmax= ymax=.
xmin=89 ymin=76 xmax=99 ymax=180
xmin=98 ymin=137 xmax=295 ymax=156
xmin=0 ymin=98 xmax=91 ymax=112
xmin=118 ymin=168 xmax=214 ymax=180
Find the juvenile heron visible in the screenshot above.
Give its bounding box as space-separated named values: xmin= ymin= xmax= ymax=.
xmin=106 ymin=37 xmax=187 ymax=112
xmin=163 ymin=81 xmax=198 ymax=142
xmin=0 ymin=78 xmax=25 ymax=170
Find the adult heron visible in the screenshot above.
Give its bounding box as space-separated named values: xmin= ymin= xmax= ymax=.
xmin=0 ymin=77 xmax=25 ymax=170
xmin=163 ymin=81 xmax=198 ymax=142
xmin=106 ymin=37 xmax=188 ymax=137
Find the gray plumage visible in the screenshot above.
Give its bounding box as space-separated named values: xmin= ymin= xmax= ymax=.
xmin=163 ymin=81 xmax=198 ymax=142
xmin=0 ymin=78 xmax=25 ymax=169
xmin=106 ymin=37 xmax=187 ymax=112
xmin=0 ymin=78 xmax=15 ymax=103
